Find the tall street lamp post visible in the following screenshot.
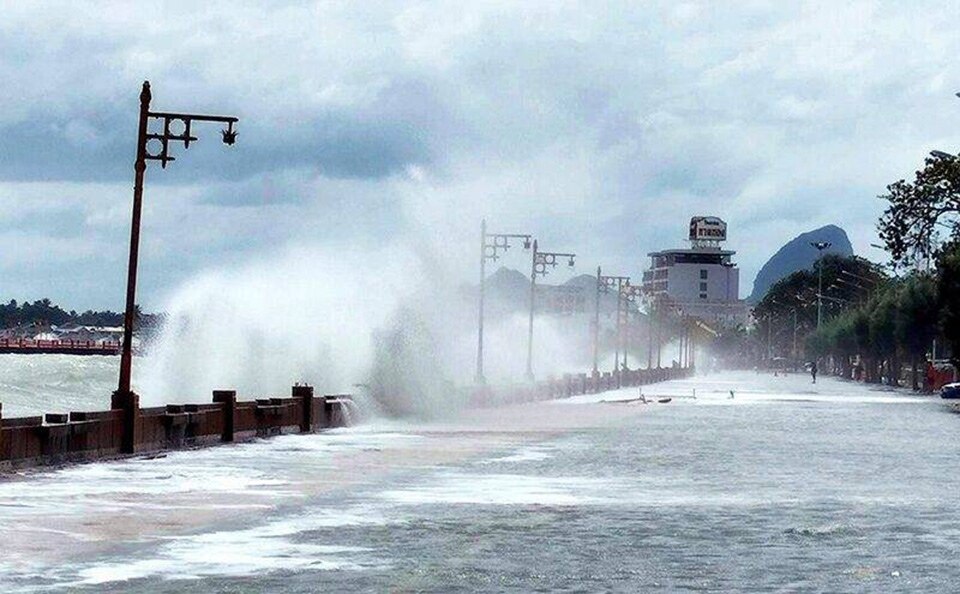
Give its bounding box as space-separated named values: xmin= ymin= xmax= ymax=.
xmin=594 ymin=268 xmax=630 ymax=376
xmin=526 ymin=240 xmax=576 ymax=381
xmin=619 ymin=283 xmax=643 ymax=373
xmin=476 ymin=219 xmax=531 ymax=384
xmin=647 ymin=296 xmax=656 ymax=369
xmin=115 ymin=81 xmax=238 ymax=416
xmin=810 ymin=241 xmax=832 ymax=329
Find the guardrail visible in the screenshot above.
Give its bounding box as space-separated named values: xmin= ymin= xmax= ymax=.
xmin=0 ymin=338 xmax=121 ymax=355
xmin=0 ymin=366 xmax=692 ymax=472
xmin=0 ymin=386 xmax=354 ymax=471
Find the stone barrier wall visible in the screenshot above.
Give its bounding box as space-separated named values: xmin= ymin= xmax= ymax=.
xmin=465 ymin=366 xmax=692 ymax=408
xmin=0 ymin=386 xmax=355 ymax=471
xmin=0 ymin=366 xmax=692 ymax=472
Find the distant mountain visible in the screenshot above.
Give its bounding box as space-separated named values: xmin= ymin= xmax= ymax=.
xmin=563 ymin=274 xmax=599 ymax=289
xmin=472 ymin=267 xmax=629 ymax=317
xmin=748 ymin=224 xmax=854 ymax=304
xmin=485 ymin=266 xmax=530 ymax=304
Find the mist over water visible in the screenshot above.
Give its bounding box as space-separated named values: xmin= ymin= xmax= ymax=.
xmin=138 ymin=239 xmax=594 ymax=417
xmin=140 ymin=242 xmax=418 ymax=406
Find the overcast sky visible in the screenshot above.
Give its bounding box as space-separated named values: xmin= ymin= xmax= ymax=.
xmin=3 ymin=0 xmax=960 ymax=310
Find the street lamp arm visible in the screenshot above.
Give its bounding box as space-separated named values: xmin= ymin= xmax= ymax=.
xmin=834 ymin=276 xmax=870 ymax=292
xmin=533 ymin=250 xmax=576 ymax=278
xmin=598 ymin=274 xmax=630 ymax=293
xmin=483 ymin=230 xmax=532 ymax=261
xmin=839 ymin=269 xmax=879 ymax=286
xmin=148 ymin=111 xmax=239 ymax=124
xmin=141 ymin=108 xmax=239 ymax=168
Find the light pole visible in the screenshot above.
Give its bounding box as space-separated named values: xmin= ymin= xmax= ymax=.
xmin=592 ymin=266 xmax=601 ymax=375
xmin=619 ymin=283 xmax=643 ymax=372
xmin=653 ymin=297 xmax=663 ymax=368
xmin=115 ymin=81 xmax=238 ymax=408
xmin=526 ymin=240 xmax=576 ymax=381
xmin=771 ymin=298 xmax=801 ymax=371
xmin=810 ymin=241 xmax=832 ymax=329
xmin=646 ymin=296 xmax=658 ymax=369
xmin=595 ymin=269 xmax=630 ymax=376
xmin=476 ymin=219 xmax=531 ymax=384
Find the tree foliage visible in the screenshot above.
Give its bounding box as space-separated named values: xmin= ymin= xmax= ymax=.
xmin=937 ymin=240 xmax=960 ymax=365
xmin=808 ymin=272 xmax=943 ymax=384
xmin=878 ymin=154 xmax=960 ymax=267
xmin=0 ymin=299 xmax=161 ymax=331
xmin=753 ymin=255 xmax=884 ymax=361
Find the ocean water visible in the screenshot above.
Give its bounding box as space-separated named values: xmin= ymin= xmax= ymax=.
xmin=1 ymin=360 xmax=959 ymax=592
xmin=0 ymin=355 xmax=118 ymax=417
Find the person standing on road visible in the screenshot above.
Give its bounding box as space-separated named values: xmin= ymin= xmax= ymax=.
xmin=810 ymin=360 xmax=818 ymax=384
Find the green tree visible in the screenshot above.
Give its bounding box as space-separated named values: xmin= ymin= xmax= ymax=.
xmin=937 ymin=240 xmax=960 ymax=366
xmin=878 ymin=154 xmax=960 ymax=267
xmin=895 ymin=273 xmax=939 ymax=389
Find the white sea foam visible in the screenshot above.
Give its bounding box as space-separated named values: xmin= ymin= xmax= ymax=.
xmin=381 ymin=472 xmax=615 ymax=506
xmin=0 ymin=429 xmax=423 ymax=523
xmin=479 ymin=448 xmax=552 ymax=464
xmin=62 ymin=506 xmax=391 ymax=586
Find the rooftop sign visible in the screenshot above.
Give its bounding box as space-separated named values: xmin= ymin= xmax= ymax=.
xmin=689 ymin=216 xmax=727 ymax=242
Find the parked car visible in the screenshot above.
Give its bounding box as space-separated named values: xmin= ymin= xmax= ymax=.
xmin=940 ymin=382 xmax=960 ymax=399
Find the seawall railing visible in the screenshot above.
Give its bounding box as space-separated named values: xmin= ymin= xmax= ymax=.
xmin=0 ymin=366 xmax=692 ymax=472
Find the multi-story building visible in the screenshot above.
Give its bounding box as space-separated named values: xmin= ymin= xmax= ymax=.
xmin=641 ymin=217 xmax=749 ymax=326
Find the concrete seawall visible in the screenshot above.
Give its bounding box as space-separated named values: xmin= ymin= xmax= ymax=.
xmin=0 ymin=366 xmax=691 ymax=472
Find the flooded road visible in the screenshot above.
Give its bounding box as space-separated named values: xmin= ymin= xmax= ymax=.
xmin=2 ymin=370 xmax=959 ymax=592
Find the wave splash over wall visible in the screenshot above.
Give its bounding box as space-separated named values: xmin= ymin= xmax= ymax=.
xmin=140 ymin=240 xmax=591 ymax=419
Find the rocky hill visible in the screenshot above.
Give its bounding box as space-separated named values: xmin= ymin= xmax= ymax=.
xmin=748 ymin=224 xmax=854 ymax=304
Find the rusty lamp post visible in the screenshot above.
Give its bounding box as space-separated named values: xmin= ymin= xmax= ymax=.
xmin=114 ymin=81 xmax=238 ymax=415
xmin=526 ymin=240 xmax=576 ymax=381
xmin=476 ymin=219 xmax=532 ymax=384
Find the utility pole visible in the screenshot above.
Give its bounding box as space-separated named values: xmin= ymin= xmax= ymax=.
xmin=526 ymin=240 xmax=576 ymax=381
xmin=811 ymin=241 xmax=832 ymax=329
xmin=476 ymin=220 xmax=531 ymax=384
xmin=116 ymin=81 xmax=238 ymax=406
xmin=792 ymin=307 xmax=798 ymax=371
xmin=592 ymin=267 xmax=601 ymax=375
xmin=767 ymin=313 xmax=773 ymax=361
xmin=620 ymin=283 xmax=643 ymax=372
xmin=656 ymin=305 xmax=662 ymax=368
xmin=647 ymin=300 xmax=654 ymax=369
xmin=596 ymin=271 xmax=630 ymax=377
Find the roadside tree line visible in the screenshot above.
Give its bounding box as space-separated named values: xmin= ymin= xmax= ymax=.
xmin=748 ymin=152 xmax=960 ymax=388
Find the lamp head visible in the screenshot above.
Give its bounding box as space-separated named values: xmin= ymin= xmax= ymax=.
xmin=221 ymin=122 xmax=238 ymax=145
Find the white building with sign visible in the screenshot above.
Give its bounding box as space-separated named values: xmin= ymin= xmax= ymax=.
xmin=641 ymin=217 xmax=749 ymax=326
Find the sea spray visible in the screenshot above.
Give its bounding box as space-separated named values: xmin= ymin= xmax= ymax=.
xmin=139 ymin=238 xmax=599 ymax=417
xmin=367 ymin=304 xmax=459 ymax=418
xmin=138 ymin=242 xmax=416 ymax=406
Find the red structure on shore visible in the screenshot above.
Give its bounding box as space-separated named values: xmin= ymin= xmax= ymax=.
xmin=0 ymin=338 xmax=120 ymax=356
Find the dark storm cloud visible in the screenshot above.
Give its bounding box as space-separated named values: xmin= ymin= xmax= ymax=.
xmin=5 ymin=1 xmax=960 ymax=310
xmin=0 ymin=75 xmax=444 ymax=185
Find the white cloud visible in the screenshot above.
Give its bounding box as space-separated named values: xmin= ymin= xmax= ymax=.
xmin=3 ymin=1 xmax=960 ymax=308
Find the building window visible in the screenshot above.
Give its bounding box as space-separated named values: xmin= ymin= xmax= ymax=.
xmin=699 ymin=281 xmax=708 ymax=292
xmin=699 ymin=293 xmax=707 ymax=300
xmin=700 ymin=269 xmax=708 ymax=280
